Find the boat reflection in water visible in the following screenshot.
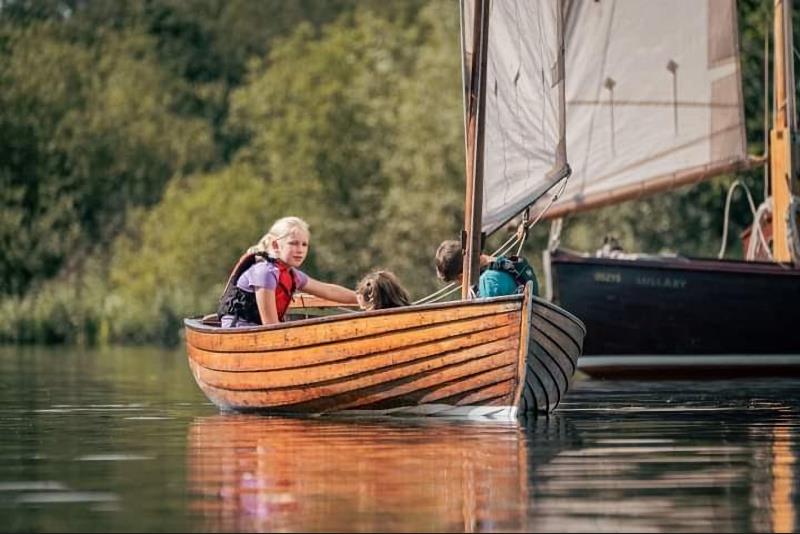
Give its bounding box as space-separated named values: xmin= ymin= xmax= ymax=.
xmin=186 ymin=395 xmax=798 ymax=532
xmin=186 ymin=414 xmax=567 ymax=532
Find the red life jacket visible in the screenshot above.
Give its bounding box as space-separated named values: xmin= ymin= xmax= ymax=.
xmin=217 ymin=253 xmax=297 ymax=324
xmin=272 ymin=259 xmax=296 ymax=321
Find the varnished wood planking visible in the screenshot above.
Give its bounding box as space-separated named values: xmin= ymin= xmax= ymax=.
xmin=288 ymin=293 xmax=358 ymax=308
xmin=187 ymin=312 xmax=520 ymax=371
xmin=192 ymin=351 xmax=520 ymax=411
xmin=531 ymin=299 xmax=586 ymax=351
xmin=186 ymin=300 xmax=522 ymax=353
xmin=512 ymin=281 xmax=535 ymax=409
xmin=184 ymin=283 xmax=587 ymax=414
xmin=407 ymin=365 xmax=516 ymax=405
xmin=334 ymin=360 xmax=519 ymax=411
xmin=191 ymin=338 xmax=519 ymax=398
xmin=529 ymin=341 xmax=569 ymax=401
xmin=530 ymin=321 xmax=577 ymax=381
xmin=452 ymin=380 xmax=515 ymax=406
xmin=190 ymin=327 xmax=519 ymax=390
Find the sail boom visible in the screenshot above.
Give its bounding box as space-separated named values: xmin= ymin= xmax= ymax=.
xmin=542 ymin=155 xmax=765 ymax=220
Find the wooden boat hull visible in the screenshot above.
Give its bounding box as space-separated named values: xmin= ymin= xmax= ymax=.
xmin=548 ymin=248 xmax=800 ymax=378
xmin=184 ymin=288 xmax=585 ymax=415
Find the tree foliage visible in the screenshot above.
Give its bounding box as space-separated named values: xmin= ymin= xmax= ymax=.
xmin=226 ymin=11 xmax=419 ymax=285
xmin=0 ymin=20 xmax=213 ymax=295
xmin=0 ymin=0 xmax=788 ymax=344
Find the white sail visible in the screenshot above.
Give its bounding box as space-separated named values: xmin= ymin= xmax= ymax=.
xmin=544 ymin=0 xmax=747 ymax=218
xmin=461 ymin=0 xmax=568 ymax=235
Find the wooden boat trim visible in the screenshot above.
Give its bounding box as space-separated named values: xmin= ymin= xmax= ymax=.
xmin=188 ymin=319 xmax=518 ymax=373
xmin=190 ymin=334 xmax=519 ymax=389
xmin=187 ymin=304 xmax=520 ymax=354
xmin=512 ymin=282 xmax=534 ymax=407
xmin=191 ymin=354 xmax=519 ymax=409
xmin=289 ymin=293 xmax=359 ymax=309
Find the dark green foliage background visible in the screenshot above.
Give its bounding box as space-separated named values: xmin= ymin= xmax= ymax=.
xmin=0 ymin=0 xmax=793 ymax=344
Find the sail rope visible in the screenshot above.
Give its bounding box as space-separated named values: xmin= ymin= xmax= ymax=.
xmin=787 ymin=195 xmax=800 ymax=267
xmin=415 ymin=175 xmax=570 ymax=304
xmin=717 ymin=179 xmax=773 ymax=260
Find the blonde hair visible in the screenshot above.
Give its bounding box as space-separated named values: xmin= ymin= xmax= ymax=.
xmin=248 ymin=216 xmax=310 ymax=256
xmin=356 ymin=270 xmax=411 ymax=311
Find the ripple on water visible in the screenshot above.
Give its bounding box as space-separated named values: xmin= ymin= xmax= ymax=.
xmin=76 ymin=454 xmax=153 ymax=461
xmin=15 ymin=492 xmax=119 ymax=504
xmin=0 ymin=481 xmax=67 ymax=492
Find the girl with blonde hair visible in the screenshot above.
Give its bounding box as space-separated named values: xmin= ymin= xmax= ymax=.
xmin=217 ymin=216 xmax=357 ymax=327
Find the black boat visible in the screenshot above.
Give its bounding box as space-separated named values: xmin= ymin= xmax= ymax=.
xmin=548 ymin=248 xmax=800 ymax=378
xmin=529 ymin=1 xmax=800 ymax=378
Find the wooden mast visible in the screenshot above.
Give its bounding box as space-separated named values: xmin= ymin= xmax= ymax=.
xmin=462 ymin=0 xmax=490 ymax=299
xmin=769 ymin=0 xmax=797 ymax=262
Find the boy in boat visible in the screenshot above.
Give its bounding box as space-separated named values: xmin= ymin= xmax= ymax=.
xmin=355 ymin=270 xmax=412 ymax=311
xmin=217 ymin=216 xmax=358 ymax=327
xmin=434 ymin=239 xmax=538 ymax=297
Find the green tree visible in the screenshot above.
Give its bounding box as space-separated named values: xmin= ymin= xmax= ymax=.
xmin=0 ymin=22 xmax=214 ymax=295
xmin=106 ymin=165 xmax=273 ymax=343
xmin=371 ymin=2 xmax=465 ymax=298
xmin=227 ymin=12 xmax=418 ymax=286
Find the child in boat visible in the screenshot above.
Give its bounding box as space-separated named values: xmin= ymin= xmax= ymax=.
xmin=355 ymin=270 xmax=412 ymax=311
xmin=217 ymin=216 xmax=358 ymax=327
xmin=434 ymin=239 xmax=538 ymax=297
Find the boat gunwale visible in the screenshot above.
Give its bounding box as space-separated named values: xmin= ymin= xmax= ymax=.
xmin=551 ymin=247 xmax=800 ymax=277
xmin=530 ymin=295 xmax=586 ymax=335
xmin=185 ymin=292 xmax=585 ymax=342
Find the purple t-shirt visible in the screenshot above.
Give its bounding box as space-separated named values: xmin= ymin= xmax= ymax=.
xmin=236 ymin=261 xmax=309 ymax=293
xmin=221 ymin=261 xmax=309 ymax=328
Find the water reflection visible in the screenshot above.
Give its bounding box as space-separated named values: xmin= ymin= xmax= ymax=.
xmin=185 ymin=393 xmax=800 ymax=533
xmin=187 ymin=415 xmax=568 ymax=532
xmin=2 ymin=347 xmax=800 ymax=532
xmin=770 ymin=426 xmax=796 ymax=533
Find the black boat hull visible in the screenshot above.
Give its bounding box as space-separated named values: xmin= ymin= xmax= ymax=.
xmin=548 ymin=249 xmax=800 ymax=377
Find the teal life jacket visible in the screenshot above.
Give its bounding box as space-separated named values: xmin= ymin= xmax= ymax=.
xmin=485 ymin=255 xmax=538 ymax=296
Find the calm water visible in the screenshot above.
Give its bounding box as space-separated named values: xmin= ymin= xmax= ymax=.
xmin=1 ymin=346 xmax=798 ymax=533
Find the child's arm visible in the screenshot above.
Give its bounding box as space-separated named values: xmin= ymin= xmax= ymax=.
xmin=304 ymin=278 xmax=358 ymax=305
xmin=255 ymin=288 xmax=280 ymax=324
xmin=479 ymin=254 xmax=495 ymax=267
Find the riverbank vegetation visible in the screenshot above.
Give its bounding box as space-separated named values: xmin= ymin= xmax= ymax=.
xmin=0 ymin=0 xmax=789 ymax=345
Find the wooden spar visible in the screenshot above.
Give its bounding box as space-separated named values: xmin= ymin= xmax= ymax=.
xmin=542 ymin=156 xmax=766 ymax=220
xmin=462 ymin=0 xmax=490 ymax=299
xmin=770 ymin=0 xmax=797 ymax=262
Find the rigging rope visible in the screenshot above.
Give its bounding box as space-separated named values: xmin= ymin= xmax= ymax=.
xmin=415 ymin=174 xmax=570 ymax=304
xmin=787 ymin=195 xmax=800 ymax=267
xmin=717 ymin=179 xmax=773 ymax=261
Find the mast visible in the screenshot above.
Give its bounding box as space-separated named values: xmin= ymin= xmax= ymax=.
xmin=770 ymin=0 xmax=797 ymax=262
xmin=462 ymin=0 xmax=490 ymax=299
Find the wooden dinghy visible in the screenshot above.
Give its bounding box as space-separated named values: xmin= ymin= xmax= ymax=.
xmin=184 ymin=284 xmax=585 ymax=416
xmin=185 ymin=0 xmax=587 ymax=416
